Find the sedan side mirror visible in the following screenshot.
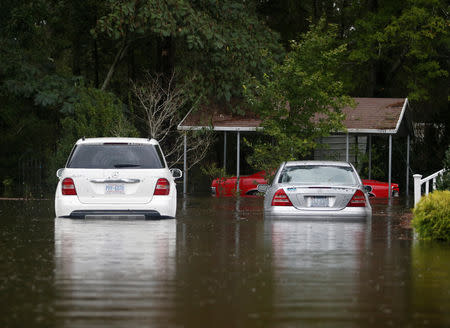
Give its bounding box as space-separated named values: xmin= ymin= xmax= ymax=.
xmin=257 ymin=184 xmax=269 ymax=193
xmin=170 ymin=168 xmax=183 ymax=179
xmin=363 ymin=185 xmax=372 ymax=193
xmin=56 ymin=168 xmax=64 ymax=178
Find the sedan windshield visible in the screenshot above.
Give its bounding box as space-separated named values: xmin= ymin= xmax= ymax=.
xmin=67 ymin=144 xmax=165 ymax=169
xmin=279 ymin=165 xmax=358 ymax=186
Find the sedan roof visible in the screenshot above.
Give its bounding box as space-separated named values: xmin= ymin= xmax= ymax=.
xmin=284 ymin=161 xmax=352 ymax=167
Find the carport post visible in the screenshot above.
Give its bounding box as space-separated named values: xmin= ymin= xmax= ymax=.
xmin=345 ymin=133 xmax=349 ymax=162
xmin=368 ymin=135 xmax=372 ymax=179
xmin=183 ymin=133 xmax=187 ymax=195
xmin=388 ymin=134 xmax=392 ymax=199
xmin=223 ymin=131 xmax=227 ymax=171
xmin=236 ymin=131 xmax=240 ymax=193
xmin=406 ymin=134 xmax=410 ymax=196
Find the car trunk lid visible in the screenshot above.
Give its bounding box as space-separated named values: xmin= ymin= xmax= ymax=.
xmin=283 ymin=185 xmax=358 ymax=210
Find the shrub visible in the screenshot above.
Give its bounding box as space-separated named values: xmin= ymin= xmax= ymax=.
xmin=412 ymin=190 xmax=450 ymax=241
xmin=48 ymin=88 xmax=138 ymax=187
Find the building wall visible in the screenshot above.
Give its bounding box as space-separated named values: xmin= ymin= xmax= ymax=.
xmin=314 ymin=135 xmax=367 ymax=167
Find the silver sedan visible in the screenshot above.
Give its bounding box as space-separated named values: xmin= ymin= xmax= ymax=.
xmin=259 ymin=161 xmax=372 ymax=220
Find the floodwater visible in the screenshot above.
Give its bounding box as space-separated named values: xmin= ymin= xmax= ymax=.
xmin=0 ymin=196 xmax=449 ymax=328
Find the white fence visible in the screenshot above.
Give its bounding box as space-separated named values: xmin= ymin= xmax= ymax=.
xmin=413 ymin=169 xmax=445 ymax=206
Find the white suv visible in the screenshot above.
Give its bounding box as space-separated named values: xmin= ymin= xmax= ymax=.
xmin=55 ymin=137 xmax=181 ymax=219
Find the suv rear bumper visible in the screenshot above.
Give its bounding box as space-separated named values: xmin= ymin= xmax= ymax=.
xmin=55 ymin=192 xmax=177 ymax=218
xmin=62 ymin=210 xmax=174 ymax=220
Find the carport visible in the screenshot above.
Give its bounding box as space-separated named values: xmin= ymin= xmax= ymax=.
xmin=177 ymin=98 xmax=412 ymax=198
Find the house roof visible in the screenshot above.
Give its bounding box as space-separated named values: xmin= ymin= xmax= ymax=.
xmin=178 ymin=97 xmax=410 ymax=135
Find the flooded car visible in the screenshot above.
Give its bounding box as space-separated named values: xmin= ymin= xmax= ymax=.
xmin=54 ymin=137 xmax=182 ymax=219
xmin=212 ymin=171 xmax=399 ymax=198
xmin=259 ymin=161 xmax=372 ymax=220
xmin=211 ymin=171 xmax=267 ymax=196
xmin=363 ymin=179 xmax=399 ymax=197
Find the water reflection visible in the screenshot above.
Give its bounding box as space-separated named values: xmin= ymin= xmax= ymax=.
xmin=1 ymin=196 xmax=449 ymax=328
xmin=174 ymin=196 xmax=272 ymax=327
xmin=267 ymin=220 xmax=370 ymax=327
xmin=411 ymin=241 xmax=450 ymax=326
xmin=54 ymin=218 xmax=177 ymax=327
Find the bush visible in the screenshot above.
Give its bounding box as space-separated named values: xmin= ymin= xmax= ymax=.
xmin=412 ymin=190 xmax=450 ymax=241
xmin=48 ymin=88 xmax=138 ymax=187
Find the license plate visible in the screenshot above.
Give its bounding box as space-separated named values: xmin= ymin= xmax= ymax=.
xmin=105 ymin=184 xmax=125 ymax=194
xmin=310 ymin=196 xmax=328 ymax=207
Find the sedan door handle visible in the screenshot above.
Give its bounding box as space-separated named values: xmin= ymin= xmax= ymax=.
xmin=90 ymin=178 xmax=141 ymax=183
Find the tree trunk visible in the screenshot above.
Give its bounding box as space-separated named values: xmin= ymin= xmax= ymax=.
xmin=101 ymin=40 xmax=130 ymax=91
xmin=72 ymin=34 xmax=81 ymax=76
xmin=368 ymin=0 xmax=378 ymax=12
xmin=367 ymin=60 xmax=377 ymax=96
xmin=93 ymin=39 xmax=99 ymax=88
xmin=157 ymin=36 xmax=174 ymax=76
xmin=128 ymin=44 xmax=136 ymax=82
xmin=312 ymin=0 xmax=320 ymax=22
xmin=339 ymin=0 xmax=349 ymax=38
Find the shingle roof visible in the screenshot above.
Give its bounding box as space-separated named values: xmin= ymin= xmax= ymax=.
xmin=178 ymin=98 xmax=408 ymax=134
xmin=342 ymin=98 xmax=407 ymax=132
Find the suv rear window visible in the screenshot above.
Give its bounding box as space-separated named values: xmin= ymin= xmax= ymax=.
xmin=67 ymin=144 xmax=165 ymax=169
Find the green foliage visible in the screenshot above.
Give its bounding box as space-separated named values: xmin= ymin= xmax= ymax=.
xmin=50 ymin=88 xmax=138 ymax=181
xmin=201 ymin=162 xmax=236 ymax=196
xmin=0 ymin=0 xmax=448 ymax=196
xmin=412 ymin=190 xmax=450 ymax=241
xmin=94 ymin=0 xmax=283 ymax=102
xmin=347 ymin=0 xmax=449 ymax=101
xmin=62 ymin=87 xmax=137 ymax=138
xmin=350 ymin=142 xmax=385 ymax=179
xmin=201 ymin=162 xmax=229 ymax=181
xmin=244 ymin=20 xmax=353 ymax=175
xmin=3 ymin=65 xmax=82 ymax=113
xmin=436 ymin=146 xmax=450 ymax=191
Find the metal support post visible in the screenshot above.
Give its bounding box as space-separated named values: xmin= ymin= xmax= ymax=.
xmin=368 ymin=135 xmax=372 ymax=179
xmin=223 ymin=131 xmax=227 ymax=171
xmin=388 ymin=135 xmax=392 ymax=199
xmin=183 ymin=133 xmax=187 ymax=195
xmin=346 ymin=133 xmax=349 ymax=162
xmin=236 ymin=131 xmax=240 ymax=194
xmin=406 ymin=135 xmax=410 ymax=196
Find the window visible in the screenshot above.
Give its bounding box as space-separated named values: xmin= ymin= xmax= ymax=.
xmin=279 ymin=165 xmax=357 ymax=186
xmin=67 ymin=144 xmax=165 ymax=169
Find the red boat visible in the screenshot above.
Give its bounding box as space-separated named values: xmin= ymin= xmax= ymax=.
xmin=211 ymin=171 xmax=399 ymax=198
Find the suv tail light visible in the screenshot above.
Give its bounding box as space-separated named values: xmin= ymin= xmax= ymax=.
xmin=347 ymin=189 xmax=366 ymax=207
xmin=271 ymin=189 xmax=293 ymax=206
xmin=154 ymin=178 xmax=170 ymax=195
xmin=62 ymin=178 xmax=77 ymax=195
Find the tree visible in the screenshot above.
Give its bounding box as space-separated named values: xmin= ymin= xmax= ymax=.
xmin=51 ymin=87 xmax=138 ymax=182
xmin=94 ymin=0 xmax=283 ymax=102
xmin=131 ymin=72 xmax=214 ymax=169
xmin=346 ymin=0 xmax=448 ymax=101
xmin=244 ymin=20 xmax=353 ymax=176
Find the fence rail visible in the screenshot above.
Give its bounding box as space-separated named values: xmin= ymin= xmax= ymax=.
xmin=413 ymin=169 xmax=445 ymax=206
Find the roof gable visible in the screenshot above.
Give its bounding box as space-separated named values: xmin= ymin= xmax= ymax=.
xmin=178 ymin=97 xmax=409 ymax=134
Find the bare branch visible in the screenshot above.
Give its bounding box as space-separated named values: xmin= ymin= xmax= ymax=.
xmin=131 ymin=72 xmax=214 ymax=169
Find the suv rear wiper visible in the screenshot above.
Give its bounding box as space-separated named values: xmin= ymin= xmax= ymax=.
xmin=113 ymin=163 xmax=141 ymax=168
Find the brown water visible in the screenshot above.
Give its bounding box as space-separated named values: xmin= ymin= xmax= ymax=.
xmin=0 ymin=196 xmax=449 ymax=328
